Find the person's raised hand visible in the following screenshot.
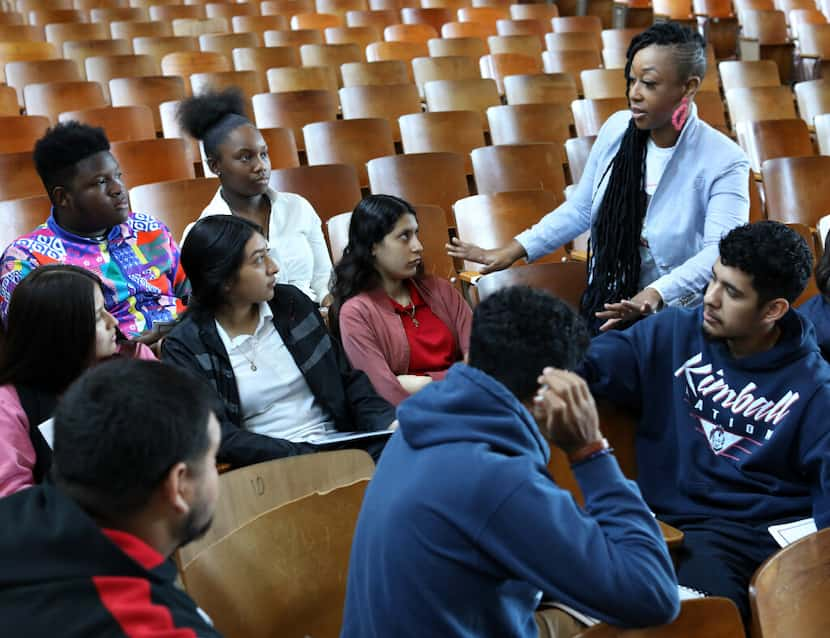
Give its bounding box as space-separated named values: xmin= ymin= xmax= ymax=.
xmin=532 ymin=368 xmax=601 ymax=456
xmin=595 ymin=287 xmax=663 ymax=332
xmin=445 ymin=238 xmax=525 ymax=274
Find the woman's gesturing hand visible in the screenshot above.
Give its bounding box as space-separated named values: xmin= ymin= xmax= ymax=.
xmin=445 ymin=238 xmax=527 ymax=274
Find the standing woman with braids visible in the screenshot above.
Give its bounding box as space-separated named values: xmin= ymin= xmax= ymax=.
xmin=448 ymin=23 xmax=750 ymax=332
xmin=177 ymin=88 xmax=332 ymax=304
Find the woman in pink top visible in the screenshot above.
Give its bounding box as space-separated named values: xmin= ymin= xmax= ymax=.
xmin=330 ymin=195 xmax=472 ymax=405
xmin=0 ymin=265 xmax=155 ymax=497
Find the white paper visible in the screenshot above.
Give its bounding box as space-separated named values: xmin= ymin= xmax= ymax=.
xmin=38 ymin=418 xmax=54 ymax=449
xmin=306 ymin=429 xmax=392 ymax=446
xmin=768 ymin=518 xmax=817 ymax=548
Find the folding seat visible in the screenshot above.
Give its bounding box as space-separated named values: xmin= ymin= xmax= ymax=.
xmin=252 ymin=89 xmax=338 ymax=149
xmin=736 ymin=118 xmax=814 ymax=175
xmin=797 ymin=79 xmax=830 ymax=128
xmin=0 ymin=115 xmax=50 ymax=154
xmin=132 ymin=35 xmax=199 ymax=71
xmin=290 ymin=11 xmax=341 ymax=29
xmin=427 ymin=35 xmax=487 ymax=58
xmin=724 ymin=85 xmax=798 ymax=129
xmin=541 ymin=49 xmax=602 ymax=94
xmin=487 ymin=103 xmax=572 ymax=145
xmin=110 ymin=138 xmax=196 ymax=189
xmin=198 ymin=32 xmax=258 ymax=62
xmin=85 ymin=54 xmax=159 ymax=102
xmin=264 ymin=28 xmax=324 ymax=47
xmin=718 ymin=59 xmax=780 ymax=92
xmin=580 ymin=68 xmax=627 ymax=100
xmin=503 ymin=72 xmax=578 ymax=107
xmin=471 ymin=143 xmax=567 ymax=199
xmin=269 ymin=163 xmax=362 ymax=222
xmin=303 ymin=117 xmax=395 ymax=186
xmin=109 ymin=75 xmax=187 ymax=132
xmin=399 ymin=110 xmax=485 ymax=174
xmin=232 ymin=46 xmax=300 ymax=90
xmin=453 ymin=190 xmax=567 ymax=272
xmin=58 ymin=105 xmax=156 ymax=142
xmin=0 ymin=152 xmax=45 ymax=201
xmin=571 ymin=97 xmax=629 ymax=137
xmin=761 ymin=155 xmax=830 ymax=227
xmin=266 ymin=65 xmax=338 ymax=94
xmin=23 ymin=80 xmax=106 ymax=124
xmin=423 ymin=77 xmax=500 ymax=129
xmin=339 ymin=82 xmax=420 ymax=140
xmin=340 ymin=59 xmax=408 ymax=86
xmin=299 ymin=42 xmax=363 ymax=84
xmin=110 ymin=19 xmax=173 ymax=40
xmin=411 ymin=55 xmax=478 ymax=97
xmin=127 ymin=177 xmax=221 ymax=241
xmin=5 ymin=58 xmax=80 ymax=108
xmin=479 ymin=52 xmax=542 ymax=94
xmin=367 ymin=151 xmax=469 ymax=224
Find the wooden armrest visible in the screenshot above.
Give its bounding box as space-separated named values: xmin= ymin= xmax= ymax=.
xmin=458 ymin=270 xmax=483 ymax=285
xmin=658 ymin=519 xmax=684 ymax=548
xmin=568 ymin=249 xmax=588 ymax=262
xmin=217 ymin=462 xmax=233 ymax=474
xmin=799 ymin=53 xmax=821 ymax=59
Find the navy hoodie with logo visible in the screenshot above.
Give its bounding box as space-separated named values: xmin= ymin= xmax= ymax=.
xmin=0 ymin=484 xmax=223 ymax=637
xmin=340 ymin=363 xmax=679 ymax=638
xmin=581 ymin=307 xmax=830 ymax=536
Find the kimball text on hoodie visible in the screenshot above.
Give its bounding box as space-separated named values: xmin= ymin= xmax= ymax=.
xmin=675 ymin=352 xmax=800 ymax=451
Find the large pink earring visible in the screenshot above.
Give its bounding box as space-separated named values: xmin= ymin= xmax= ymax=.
xmin=671 ymin=97 xmax=689 ymax=132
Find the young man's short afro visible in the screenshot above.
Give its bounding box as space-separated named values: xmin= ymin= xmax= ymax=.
xmin=33 ymin=121 xmax=110 ymax=197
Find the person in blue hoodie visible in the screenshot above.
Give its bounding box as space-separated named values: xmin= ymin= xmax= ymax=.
xmin=797 ymin=232 xmax=830 ymax=360
xmin=341 ymin=287 xmax=680 ymax=638
xmin=581 ymin=221 xmax=830 ymax=622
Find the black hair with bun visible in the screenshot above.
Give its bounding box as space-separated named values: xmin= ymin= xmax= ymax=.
xmin=177 ymin=87 xmax=252 ymax=158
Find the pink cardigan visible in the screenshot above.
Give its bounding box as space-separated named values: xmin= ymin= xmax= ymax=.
xmin=0 ymin=343 xmax=156 ymax=497
xmin=339 ymin=276 xmax=472 ymax=405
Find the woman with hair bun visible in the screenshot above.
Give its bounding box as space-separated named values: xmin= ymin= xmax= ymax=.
xmin=448 ymin=22 xmax=750 ymax=333
xmin=177 ymin=88 xmax=332 ymax=303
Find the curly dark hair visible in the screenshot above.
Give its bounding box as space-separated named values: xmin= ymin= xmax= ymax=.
xmin=719 ymin=222 xmax=813 ymax=305
xmin=468 ymin=286 xmax=590 ymax=401
xmin=581 ymin=21 xmax=707 ymax=323
xmin=177 ymin=87 xmax=251 ymax=157
xmin=329 ymin=194 xmax=421 ymax=337
xmin=33 ymin=121 xmax=110 ymax=200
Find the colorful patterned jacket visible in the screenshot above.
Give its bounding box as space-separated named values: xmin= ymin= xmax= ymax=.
xmin=0 ymin=211 xmax=190 ymax=338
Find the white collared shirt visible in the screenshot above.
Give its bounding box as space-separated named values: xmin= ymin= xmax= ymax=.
xmin=185 ymin=187 xmax=333 ymax=303
xmin=215 ymin=302 xmax=333 ymax=443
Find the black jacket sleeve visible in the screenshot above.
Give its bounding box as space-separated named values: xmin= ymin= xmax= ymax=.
xmin=161 ymin=335 xmax=314 ymax=468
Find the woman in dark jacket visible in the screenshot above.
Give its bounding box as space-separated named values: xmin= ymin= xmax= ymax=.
xmin=162 ymin=215 xmax=395 ymax=469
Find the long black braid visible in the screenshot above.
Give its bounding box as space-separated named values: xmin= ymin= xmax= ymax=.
xmin=579 ymin=22 xmax=707 ymax=324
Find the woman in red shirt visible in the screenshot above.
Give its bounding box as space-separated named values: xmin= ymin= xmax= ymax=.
xmin=330 ymin=195 xmax=472 ymax=405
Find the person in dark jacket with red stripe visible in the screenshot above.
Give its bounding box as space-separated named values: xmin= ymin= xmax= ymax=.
xmin=0 ymin=359 xmax=224 ymax=638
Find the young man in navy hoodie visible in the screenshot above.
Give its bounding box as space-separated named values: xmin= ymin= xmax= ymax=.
xmin=341 ymin=287 xmax=680 ymax=638
xmin=582 ymin=221 xmax=830 ymax=621
xmin=0 ymin=359 xmax=225 ymax=638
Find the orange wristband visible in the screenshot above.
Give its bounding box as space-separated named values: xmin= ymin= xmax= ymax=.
xmin=567 ymin=438 xmax=610 ymax=465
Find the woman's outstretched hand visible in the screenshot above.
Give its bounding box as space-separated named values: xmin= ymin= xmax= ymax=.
xmin=595 ymin=287 xmax=663 ymax=332
xmin=446 ymin=238 xmax=526 ymax=274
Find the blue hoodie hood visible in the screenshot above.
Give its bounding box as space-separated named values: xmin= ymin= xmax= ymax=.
xmin=397 ymin=363 xmax=550 ymax=465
